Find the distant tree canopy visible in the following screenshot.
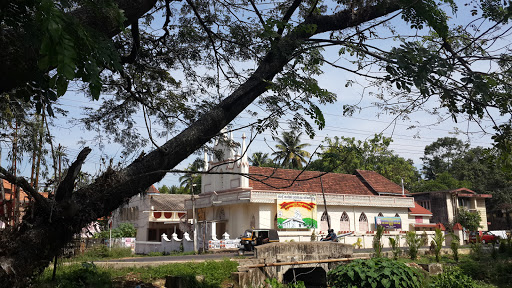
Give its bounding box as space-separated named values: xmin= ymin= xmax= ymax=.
xmin=415 ymin=137 xmax=511 ymax=194
xmin=308 ymin=134 xmax=420 ymax=189
xmin=421 ymin=137 xmax=470 ymax=180
xmin=249 ymin=152 xmax=277 ymax=167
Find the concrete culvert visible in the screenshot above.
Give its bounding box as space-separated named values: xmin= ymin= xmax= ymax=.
xmin=283 ymin=267 xmax=327 ymax=288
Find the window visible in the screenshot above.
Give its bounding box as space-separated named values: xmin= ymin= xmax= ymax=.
xmin=418 ymin=200 xmax=431 ymax=211
xmin=415 ymin=216 xmax=423 ymax=224
xmin=358 ymin=212 xmax=368 ymax=231
xmin=458 ymin=198 xmax=469 ymax=209
xmin=340 ymin=211 xmax=350 ymax=231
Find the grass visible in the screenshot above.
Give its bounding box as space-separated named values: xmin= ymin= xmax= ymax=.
xmin=34 ymin=258 xmax=238 ymax=288
xmin=395 ymin=246 xmax=512 ymax=288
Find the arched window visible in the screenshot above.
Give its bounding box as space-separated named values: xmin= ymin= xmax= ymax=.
xmin=378 ymin=212 xmax=383 ymax=217
xmin=395 ymin=213 xmax=400 ymax=217
xmin=340 ymin=211 xmax=350 ymax=231
xmin=320 ymin=211 xmax=330 ymax=232
xmin=358 ymin=212 xmax=368 ymax=232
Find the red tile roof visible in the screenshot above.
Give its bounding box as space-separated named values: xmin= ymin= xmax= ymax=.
xmin=453 ymin=223 xmax=463 ymax=230
xmin=146 ymin=185 xmax=160 ymax=194
xmin=355 ymin=170 xmax=409 ymax=195
xmin=409 ymin=202 xmax=433 ymax=215
xmin=248 ymin=167 xmax=390 ymax=195
xmin=412 ymin=187 xmax=492 ymax=198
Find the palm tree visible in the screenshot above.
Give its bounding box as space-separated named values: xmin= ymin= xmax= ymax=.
xmin=249 ymin=152 xmax=272 ymax=166
xmin=272 ymin=131 xmax=311 ymax=169
xmin=179 ymin=158 xmax=203 ymax=194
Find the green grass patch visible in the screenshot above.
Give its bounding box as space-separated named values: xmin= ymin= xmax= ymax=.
xmin=35 ymin=259 xmax=238 ymax=288
xmin=64 ymin=246 xmax=134 ymax=263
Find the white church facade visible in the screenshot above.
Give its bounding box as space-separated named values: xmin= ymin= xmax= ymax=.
xmin=185 ymin=132 xmax=431 ymax=242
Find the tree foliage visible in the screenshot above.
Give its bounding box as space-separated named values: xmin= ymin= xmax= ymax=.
xmin=272 ymin=131 xmax=311 ymax=169
xmin=248 ymin=152 xmax=276 ymax=167
xmin=309 ymin=134 xmax=420 ymax=188
xmin=455 ymin=208 xmax=482 ymax=231
xmin=421 ymin=137 xmax=469 ymax=180
xmin=94 ymin=222 xmax=136 ymax=239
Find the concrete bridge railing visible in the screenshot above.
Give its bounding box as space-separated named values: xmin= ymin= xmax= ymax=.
xmin=232 ymin=242 xmax=354 ymax=288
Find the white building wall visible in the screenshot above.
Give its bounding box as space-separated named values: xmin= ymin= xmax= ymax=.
xmin=446 ymin=194 xmax=455 ymax=223
xmin=316 ymin=206 xmax=409 ymax=233
xmin=112 ymin=194 xmax=150 ymax=242
xmin=258 ymin=204 xmax=273 ymax=229
xmin=476 ymin=199 xmax=488 ymax=231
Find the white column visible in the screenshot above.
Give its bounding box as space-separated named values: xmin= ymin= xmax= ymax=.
xmin=211 ymin=222 xmax=217 ymax=240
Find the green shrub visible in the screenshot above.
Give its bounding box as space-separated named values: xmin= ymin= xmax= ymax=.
xmin=470 ymin=239 xmax=483 ymax=261
xmin=449 ymin=234 xmax=460 ymax=262
xmin=429 ymin=266 xmax=479 ymax=288
xmin=389 ymin=235 xmax=401 ymax=260
xmin=73 ymin=246 xmax=132 ymax=261
xmin=498 ymin=238 xmax=507 ymax=253
xmin=404 ymin=231 xmax=422 ymax=260
xmin=327 ymin=258 xmax=423 ymax=288
xmin=36 ymin=262 xmax=111 ymax=288
xmin=373 ymin=225 xmax=384 ymax=258
xmin=433 ymin=228 xmax=445 ymax=262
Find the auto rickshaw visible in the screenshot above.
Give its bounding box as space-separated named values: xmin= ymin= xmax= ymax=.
xmin=238 ymin=229 xmax=279 ymax=255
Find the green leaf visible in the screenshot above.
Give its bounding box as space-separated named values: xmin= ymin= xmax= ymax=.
xmin=56 ymin=76 xmax=68 ymax=96
xmin=46 ymin=104 xmax=54 ymax=117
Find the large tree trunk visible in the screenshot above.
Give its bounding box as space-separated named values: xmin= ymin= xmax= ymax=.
xmin=0 ymin=1 xmax=401 ymax=286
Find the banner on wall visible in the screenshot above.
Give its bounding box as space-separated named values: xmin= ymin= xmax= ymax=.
xmin=375 ymin=216 xmax=402 ymax=229
xmin=276 ymin=194 xmax=317 ymax=229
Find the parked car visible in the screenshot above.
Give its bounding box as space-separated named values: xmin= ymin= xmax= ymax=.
xmin=468 ymin=231 xmax=500 ymax=244
xmin=238 ymin=229 xmax=279 ymax=255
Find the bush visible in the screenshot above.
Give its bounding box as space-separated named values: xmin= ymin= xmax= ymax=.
xmin=429 ymin=266 xmax=479 ymax=288
xmin=36 ymin=262 xmax=111 ymax=288
xmin=389 ymin=235 xmax=401 ymax=260
xmin=470 ymin=239 xmax=483 ymax=261
xmin=449 ymin=234 xmax=460 ymax=262
xmin=404 ymin=231 xmax=422 ymax=260
xmin=78 ymin=246 xmax=133 ymax=260
xmin=328 ymin=258 xmax=423 ymax=288
xmin=433 ymin=228 xmax=445 ymax=262
xmin=373 ymin=225 xmax=384 ymax=257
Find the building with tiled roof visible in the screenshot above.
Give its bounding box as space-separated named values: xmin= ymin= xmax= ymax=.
xmin=185 ymin=132 xmax=432 ymax=242
xmin=1 ymin=179 xmax=49 ymax=228
xmin=412 ymin=188 xmax=491 ymax=230
xmin=111 ymin=185 xmax=193 ymax=242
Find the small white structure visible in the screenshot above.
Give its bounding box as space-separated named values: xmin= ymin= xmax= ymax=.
xmin=111 ymin=188 xmax=193 ymax=242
